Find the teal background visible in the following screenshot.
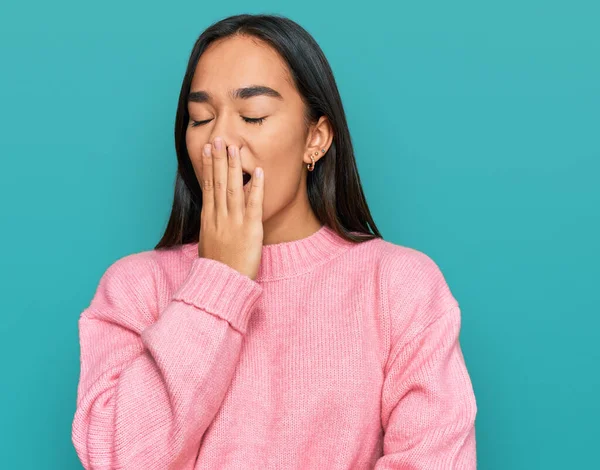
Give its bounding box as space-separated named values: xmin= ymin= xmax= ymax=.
xmin=1 ymin=1 xmax=598 ymax=468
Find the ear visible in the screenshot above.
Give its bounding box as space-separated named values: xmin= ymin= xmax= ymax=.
xmin=304 ymin=115 xmax=333 ymax=167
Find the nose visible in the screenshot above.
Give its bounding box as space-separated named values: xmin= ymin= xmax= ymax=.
xmin=207 ymin=114 xmax=240 ymax=152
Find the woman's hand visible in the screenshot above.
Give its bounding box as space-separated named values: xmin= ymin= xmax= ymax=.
xmin=197 ymin=137 xmax=264 ymax=281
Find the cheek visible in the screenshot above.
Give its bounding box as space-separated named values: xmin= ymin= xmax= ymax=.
xmin=186 ymin=129 xmax=205 ymax=178
xmin=263 ymin=159 xmax=303 ymax=205
xmin=186 ymin=129 xmax=202 ymax=161
xmin=254 ymin=126 xmax=305 ymax=199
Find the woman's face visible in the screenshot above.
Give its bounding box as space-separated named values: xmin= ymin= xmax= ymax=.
xmin=185 ymin=34 xmax=330 ymax=227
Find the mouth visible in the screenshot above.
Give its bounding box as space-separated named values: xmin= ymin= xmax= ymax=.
xmin=242 ymin=171 xmax=252 ymax=187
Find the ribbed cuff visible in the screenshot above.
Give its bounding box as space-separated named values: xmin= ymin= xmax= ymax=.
xmin=172 ymin=256 xmax=263 ymax=334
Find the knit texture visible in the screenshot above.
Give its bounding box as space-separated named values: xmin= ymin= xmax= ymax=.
xmin=72 ymin=225 xmax=477 ymax=469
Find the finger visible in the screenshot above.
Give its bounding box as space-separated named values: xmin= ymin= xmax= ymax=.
xmin=245 ymin=166 xmax=264 ymax=223
xmin=212 ymin=137 xmax=228 ymax=216
xmin=200 ymin=143 xmax=214 ymax=220
xmin=227 ymin=145 xmax=244 ymax=218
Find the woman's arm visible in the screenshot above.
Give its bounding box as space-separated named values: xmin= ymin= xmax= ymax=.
xmin=71 ymin=253 xmax=263 ymax=470
xmin=374 ymin=249 xmax=478 ymax=469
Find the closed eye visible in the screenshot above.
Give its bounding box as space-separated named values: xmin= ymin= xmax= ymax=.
xmin=190 ymin=116 xmax=267 ymax=127
xmin=242 ymin=116 xmax=266 ymax=125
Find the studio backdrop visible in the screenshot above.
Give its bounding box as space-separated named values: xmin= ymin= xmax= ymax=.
xmin=0 ymin=1 xmax=598 ymax=469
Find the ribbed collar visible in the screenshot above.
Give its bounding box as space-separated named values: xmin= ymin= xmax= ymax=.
xmin=181 ymin=224 xmax=356 ymax=282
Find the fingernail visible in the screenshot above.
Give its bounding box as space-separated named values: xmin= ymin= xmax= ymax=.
xmin=255 ymin=167 xmax=263 ymax=178
xmin=228 ymin=146 xmax=236 ymax=158
xmin=214 ymin=137 xmax=222 ymax=151
xmin=203 ymin=144 xmax=212 ymax=157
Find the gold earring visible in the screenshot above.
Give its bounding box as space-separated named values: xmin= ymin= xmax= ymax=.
xmin=307 ymin=149 xmax=326 ymax=171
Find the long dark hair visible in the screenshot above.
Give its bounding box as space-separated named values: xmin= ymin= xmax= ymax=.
xmin=155 ymin=13 xmax=382 ymax=250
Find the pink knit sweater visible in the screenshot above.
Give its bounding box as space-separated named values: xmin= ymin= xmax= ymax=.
xmin=72 ymin=225 xmax=477 ymax=469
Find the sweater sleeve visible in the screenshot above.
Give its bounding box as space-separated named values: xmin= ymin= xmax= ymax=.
xmin=375 ymin=250 xmax=477 ymax=469
xmin=71 ymin=253 xmax=263 ymax=470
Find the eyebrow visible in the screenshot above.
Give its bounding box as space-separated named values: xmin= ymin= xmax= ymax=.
xmin=187 ymin=85 xmax=284 ymax=103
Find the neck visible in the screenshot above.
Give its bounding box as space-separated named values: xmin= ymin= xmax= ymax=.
xmin=262 ymin=204 xmax=323 ymax=246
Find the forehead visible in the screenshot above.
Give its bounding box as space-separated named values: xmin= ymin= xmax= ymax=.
xmin=192 ymin=35 xmax=294 ymax=98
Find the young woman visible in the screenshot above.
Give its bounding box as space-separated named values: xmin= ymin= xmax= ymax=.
xmin=72 ymin=13 xmax=477 ymax=469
